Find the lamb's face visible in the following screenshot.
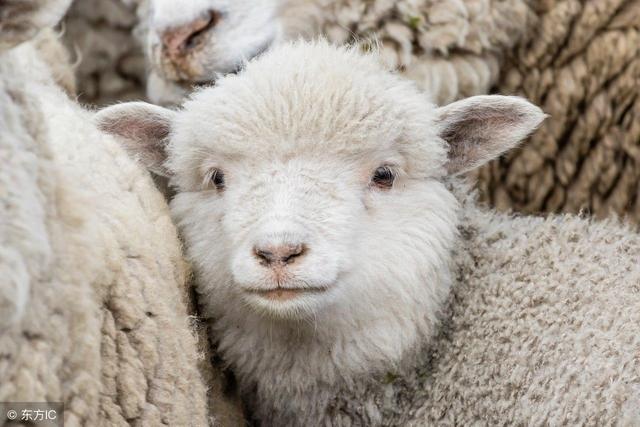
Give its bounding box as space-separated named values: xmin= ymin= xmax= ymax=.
xmin=164 ymin=47 xmax=455 ymax=319
xmin=97 ymin=42 xmax=545 ymax=323
xmin=168 ymin=122 xmax=458 ymax=319
xmin=170 ymin=140 xmax=455 ymax=319
xmin=141 ymin=0 xmax=280 ymax=104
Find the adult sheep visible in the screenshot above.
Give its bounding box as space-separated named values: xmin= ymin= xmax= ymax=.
xmin=97 ymin=41 xmax=640 ymax=426
xmin=0 ymin=2 xmax=243 ymax=424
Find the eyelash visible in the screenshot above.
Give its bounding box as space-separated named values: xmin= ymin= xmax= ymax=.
xmin=203 ymin=168 xmax=225 ymax=191
xmin=371 ymin=165 xmax=397 ymax=190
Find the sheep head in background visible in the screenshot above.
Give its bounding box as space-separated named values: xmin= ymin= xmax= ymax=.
xmin=136 ymin=0 xmax=529 ymax=106
xmin=138 ymin=0 xmax=282 ymax=104
xmin=96 ymin=41 xmax=544 ymax=425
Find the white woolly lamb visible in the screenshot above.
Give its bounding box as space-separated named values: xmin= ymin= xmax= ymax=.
xmin=97 ymin=40 xmax=640 ymax=425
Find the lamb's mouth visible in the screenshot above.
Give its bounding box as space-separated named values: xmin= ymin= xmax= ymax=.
xmin=247 ymin=286 xmax=329 ymax=301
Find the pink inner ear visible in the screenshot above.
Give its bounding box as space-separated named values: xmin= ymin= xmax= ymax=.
xmin=437 ymin=95 xmax=545 ymax=176
xmin=98 ymin=113 xmax=171 ymax=143
xmin=441 ymin=113 xmax=518 ymax=175
xmin=97 ymin=112 xmax=172 ymax=176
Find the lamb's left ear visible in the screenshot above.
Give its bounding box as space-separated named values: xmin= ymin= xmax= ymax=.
xmin=435 ymin=95 xmax=546 ymax=176
xmin=94 ymin=102 xmax=177 ymax=177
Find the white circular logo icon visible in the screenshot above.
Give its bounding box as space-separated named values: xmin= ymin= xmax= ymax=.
xmin=6 ymin=409 xmax=17 ymax=420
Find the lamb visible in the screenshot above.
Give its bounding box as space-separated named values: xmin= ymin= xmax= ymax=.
xmin=96 ymin=40 xmax=640 ymax=425
xmin=0 ymin=3 xmax=243 ymax=424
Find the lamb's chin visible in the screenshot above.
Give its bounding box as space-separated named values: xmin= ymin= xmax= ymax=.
xmin=241 ymin=285 xmax=335 ymax=319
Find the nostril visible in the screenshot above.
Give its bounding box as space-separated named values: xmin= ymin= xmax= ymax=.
xmin=254 ymin=248 xmax=276 ymax=266
xmin=161 ymin=10 xmax=220 ymax=56
xmin=253 ymin=244 xmax=307 ymax=266
xmin=183 ymin=10 xmax=220 ymax=50
xmin=282 ymin=244 xmax=305 ymax=264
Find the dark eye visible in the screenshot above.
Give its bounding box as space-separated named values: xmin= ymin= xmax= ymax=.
xmin=210 ymin=169 xmax=225 ymax=190
xmin=371 ymin=165 xmax=395 ymax=190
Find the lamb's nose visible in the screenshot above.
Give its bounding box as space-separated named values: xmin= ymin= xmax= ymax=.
xmin=161 ymin=11 xmax=220 ymax=59
xmin=253 ymin=243 xmax=307 ymax=266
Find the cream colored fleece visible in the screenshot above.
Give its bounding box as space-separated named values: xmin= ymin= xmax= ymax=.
xmin=281 ymin=0 xmax=534 ymax=104
xmin=0 ymin=38 xmax=213 ymax=426
xmin=408 ymin=193 xmax=640 ymax=424
xmin=477 ymin=0 xmax=640 ymax=223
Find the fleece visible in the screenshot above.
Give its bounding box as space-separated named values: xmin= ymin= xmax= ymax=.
xmin=403 ymin=192 xmax=640 ymax=425
xmin=62 ymin=0 xmax=147 ymax=106
xmin=476 ymin=0 xmax=640 ymax=224
xmin=0 ymin=40 xmax=209 ymax=425
xmin=280 ymin=0 xmax=533 ymax=105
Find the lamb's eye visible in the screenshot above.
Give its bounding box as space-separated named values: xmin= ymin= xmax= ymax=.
xmin=210 ymin=169 xmax=225 ymax=190
xmin=371 ymin=165 xmax=395 ymax=190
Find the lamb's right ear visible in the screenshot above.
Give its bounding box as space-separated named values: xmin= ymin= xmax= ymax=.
xmin=95 ymin=102 xmax=177 ymax=177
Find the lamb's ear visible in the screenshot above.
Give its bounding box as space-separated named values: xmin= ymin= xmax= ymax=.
xmin=94 ymin=102 xmax=177 ymax=177
xmin=435 ymin=95 xmax=546 ymax=176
